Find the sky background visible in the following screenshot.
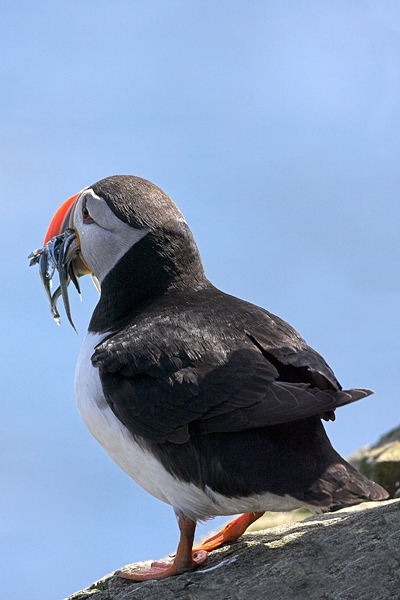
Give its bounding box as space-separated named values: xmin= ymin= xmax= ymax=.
xmin=1 ymin=1 xmax=399 ymax=598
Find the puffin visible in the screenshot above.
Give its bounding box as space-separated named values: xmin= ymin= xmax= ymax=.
xmin=30 ymin=175 xmax=388 ymax=581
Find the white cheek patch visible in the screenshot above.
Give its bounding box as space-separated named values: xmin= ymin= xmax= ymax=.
xmin=85 ymin=191 xmax=124 ymax=232
xmin=73 ymin=189 xmax=150 ymax=283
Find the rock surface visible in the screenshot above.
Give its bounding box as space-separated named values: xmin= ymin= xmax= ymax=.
xmin=66 ymin=499 xmax=400 ymax=600
xmin=348 ymin=425 xmax=400 ymax=498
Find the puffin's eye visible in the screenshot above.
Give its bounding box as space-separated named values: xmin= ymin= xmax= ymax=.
xmin=82 ymin=201 xmax=94 ymax=224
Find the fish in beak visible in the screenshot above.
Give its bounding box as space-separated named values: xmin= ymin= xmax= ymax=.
xmin=28 ymin=192 xmax=93 ymax=331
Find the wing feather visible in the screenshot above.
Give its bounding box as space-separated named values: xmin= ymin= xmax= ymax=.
xmin=91 ymin=290 xmax=372 ymax=444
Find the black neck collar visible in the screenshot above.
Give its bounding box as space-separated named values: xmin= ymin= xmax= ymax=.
xmin=88 ymin=223 xmax=208 ymax=333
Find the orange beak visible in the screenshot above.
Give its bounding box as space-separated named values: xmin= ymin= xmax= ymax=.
xmin=42 ymin=189 xmax=91 ymax=278
xmin=43 ymin=192 xmax=81 ymax=245
xmin=29 ymin=189 xmax=93 ymax=330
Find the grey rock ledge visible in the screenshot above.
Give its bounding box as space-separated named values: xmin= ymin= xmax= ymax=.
xmin=66 ymin=498 xmax=400 ymax=600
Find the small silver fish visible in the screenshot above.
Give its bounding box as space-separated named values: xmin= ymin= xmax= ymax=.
xmin=28 ymin=228 xmax=82 ymax=331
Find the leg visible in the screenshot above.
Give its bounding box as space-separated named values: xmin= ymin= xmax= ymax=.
xmin=194 ymin=511 xmax=265 ymax=553
xmin=117 ymin=515 xmax=208 ymax=581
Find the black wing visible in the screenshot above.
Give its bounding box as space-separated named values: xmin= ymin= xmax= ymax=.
xmin=91 ymin=288 xmax=372 ymax=444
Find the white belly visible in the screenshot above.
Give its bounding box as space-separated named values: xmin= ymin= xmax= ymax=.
xmin=74 ymin=332 xmax=307 ymax=521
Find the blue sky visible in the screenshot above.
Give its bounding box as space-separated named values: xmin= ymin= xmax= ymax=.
xmin=1 ymin=2 xmax=399 ymax=598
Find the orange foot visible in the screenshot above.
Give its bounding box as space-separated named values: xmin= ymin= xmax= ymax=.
xmin=117 ymin=516 xmax=208 ymax=581
xmin=118 ymin=549 xmax=208 ymax=581
xmin=194 ymin=511 xmax=265 ymax=553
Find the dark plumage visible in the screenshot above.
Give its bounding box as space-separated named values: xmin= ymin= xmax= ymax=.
xmin=86 ymin=176 xmax=385 ymax=509
xmin=39 ymin=175 xmax=388 ymax=580
xmin=91 ymin=264 xmax=383 ymax=508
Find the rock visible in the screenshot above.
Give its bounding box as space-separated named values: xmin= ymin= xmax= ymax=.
xmin=348 ymin=425 xmax=400 ymax=498
xmin=65 ymin=499 xmax=400 ymax=600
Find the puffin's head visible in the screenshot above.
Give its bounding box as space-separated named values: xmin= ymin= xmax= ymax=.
xmin=29 ymin=175 xmax=194 ymax=330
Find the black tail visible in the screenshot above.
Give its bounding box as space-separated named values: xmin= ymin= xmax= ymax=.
xmin=296 ymin=421 xmax=389 ymax=508
xmin=301 ymin=460 xmax=388 ymax=508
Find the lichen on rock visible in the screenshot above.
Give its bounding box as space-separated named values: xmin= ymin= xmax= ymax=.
xmin=348 ymin=425 xmax=400 ymax=498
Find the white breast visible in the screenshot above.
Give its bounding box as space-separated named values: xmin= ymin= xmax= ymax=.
xmin=74 ymin=332 xmax=308 ymax=521
xmin=75 ymin=332 xmax=172 ymax=505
